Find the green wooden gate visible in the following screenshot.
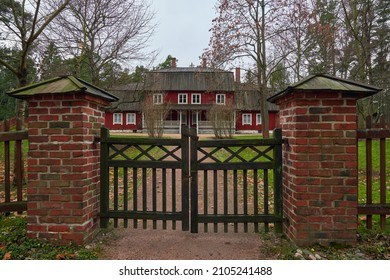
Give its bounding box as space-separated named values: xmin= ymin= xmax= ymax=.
xmin=100 ymin=126 xmax=283 ymax=233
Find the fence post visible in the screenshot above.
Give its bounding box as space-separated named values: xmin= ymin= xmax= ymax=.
xmin=100 ymin=127 xmax=110 ymax=228
xmin=268 ymin=75 xmax=380 ymax=246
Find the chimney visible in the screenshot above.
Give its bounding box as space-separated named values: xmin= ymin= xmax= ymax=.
xmin=171 ymin=57 xmax=177 ymax=68
xmin=202 ymin=58 xmax=207 ymax=68
xmin=235 ymin=67 xmax=241 ymax=83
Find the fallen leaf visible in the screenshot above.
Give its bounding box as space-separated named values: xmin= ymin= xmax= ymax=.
xmin=56 ymin=253 xmax=77 ymax=260
xmin=3 ymin=251 xmax=12 ymax=260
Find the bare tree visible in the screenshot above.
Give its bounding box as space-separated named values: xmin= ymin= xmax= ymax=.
xmin=141 ymin=95 xmax=171 ymax=138
xmin=203 ymin=0 xmax=290 ymax=138
xmin=46 ymin=0 xmax=156 ymax=86
xmin=0 ymin=0 xmax=70 ymax=118
xmin=209 ymin=102 xmax=235 ymax=139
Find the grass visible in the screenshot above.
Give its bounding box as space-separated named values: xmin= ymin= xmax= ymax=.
xmin=0 ymin=215 xmax=99 ymax=260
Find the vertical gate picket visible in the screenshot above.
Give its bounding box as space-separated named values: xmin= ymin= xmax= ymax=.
xmin=172 ymin=168 xmax=177 ymax=230
xmin=273 ymin=128 xmax=283 ymax=233
xmin=142 ymin=168 xmax=147 ymax=229
xmin=132 ymin=167 xmax=138 ymax=228
xmin=243 ymin=169 xmax=248 ymax=233
xmin=213 ymin=170 xmax=218 ymax=233
xmin=113 ymin=167 xmax=119 ymax=227
xmin=162 ymin=168 xmax=167 ymax=230
xmin=189 ymin=126 xmax=199 ymax=233
xmin=253 ymin=169 xmax=259 ymax=233
xmin=181 ymin=125 xmax=190 ymax=231
xmin=264 ymin=169 xmax=269 ymax=232
xmin=203 ymin=170 xmax=208 ymax=232
xmin=123 ymin=167 xmax=128 ymax=228
xmin=223 ymin=169 xmax=228 ymax=233
xmin=152 ymin=168 xmax=157 ymax=229
xmin=100 ymin=127 xmax=110 ymax=228
xmin=233 ymin=169 xmax=238 ymax=233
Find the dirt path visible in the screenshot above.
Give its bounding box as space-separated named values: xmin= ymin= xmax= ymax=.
xmin=96 ymin=227 xmax=266 ymax=260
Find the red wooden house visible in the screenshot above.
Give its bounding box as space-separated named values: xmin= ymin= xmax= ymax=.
xmin=105 ymin=64 xmax=278 ymax=134
xmin=105 ymin=83 xmax=143 ymax=132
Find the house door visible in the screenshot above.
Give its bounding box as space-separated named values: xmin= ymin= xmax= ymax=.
xmin=180 ymin=111 xmax=187 ymax=125
xmin=191 ymin=111 xmax=199 ymax=126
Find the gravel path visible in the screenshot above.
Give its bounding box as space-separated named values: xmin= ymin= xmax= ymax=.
xmin=96 ymin=227 xmax=266 ymax=260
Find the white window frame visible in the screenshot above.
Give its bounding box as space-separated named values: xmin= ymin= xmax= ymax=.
xmin=256 ymin=113 xmax=262 ymax=125
xmin=153 ymin=94 xmax=163 ymax=104
xmin=126 ymin=113 xmax=136 ymax=125
xmin=216 ymin=94 xmax=226 ymax=104
xmin=178 ymin=93 xmax=188 ymax=104
xmin=113 ymin=113 xmax=123 ymax=125
xmin=191 ymin=93 xmax=201 ymax=104
xmin=242 ymin=113 xmax=252 ymax=125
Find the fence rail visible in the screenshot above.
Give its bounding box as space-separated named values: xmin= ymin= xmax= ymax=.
xmin=0 ymin=119 xmax=28 ymax=214
xmin=357 ymin=116 xmax=390 ymax=230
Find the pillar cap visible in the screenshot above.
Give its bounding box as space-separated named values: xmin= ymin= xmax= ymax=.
xmin=268 ymin=74 xmax=382 ymax=103
xmin=7 ymin=75 xmax=119 ymax=102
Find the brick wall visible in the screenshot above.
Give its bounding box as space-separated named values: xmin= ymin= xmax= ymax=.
xmin=26 ymin=93 xmax=109 ymax=245
xmin=275 ymin=90 xmax=363 ymax=246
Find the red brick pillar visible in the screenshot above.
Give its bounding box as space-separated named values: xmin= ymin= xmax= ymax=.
xmin=25 ymin=92 xmax=111 ymax=245
xmin=268 ymin=76 xmax=378 ymax=246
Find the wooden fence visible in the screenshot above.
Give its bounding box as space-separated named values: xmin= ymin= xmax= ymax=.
xmin=0 ymin=118 xmax=28 ymax=214
xmin=357 ymin=116 xmax=390 ymax=230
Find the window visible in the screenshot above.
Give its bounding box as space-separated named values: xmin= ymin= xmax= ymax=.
xmin=242 ymin=114 xmax=252 ymax=125
xmin=178 ymin=93 xmax=188 ymax=104
xmin=256 ymin=114 xmax=262 ymax=125
xmin=192 ymin=94 xmax=201 ymax=104
xmin=126 ymin=113 xmax=136 ymax=125
xmin=216 ymin=94 xmax=225 ymax=104
xmin=113 ymin=113 xmax=123 ymax=125
xmin=153 ymin=94 xmax=163 ymax=104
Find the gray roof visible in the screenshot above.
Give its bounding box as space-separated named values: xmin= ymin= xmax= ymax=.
xmin=106 ymin=83 xmax=143 ymax=112
xmin=235 ymin=83 xmax=279 ymax=111
xmin=268 ymin=74 xmax=382 ymax=103
xmin=145 ymin=67 xmax=234 ymax=92
xmin=7 ymin=75 xmax=118 ymax=102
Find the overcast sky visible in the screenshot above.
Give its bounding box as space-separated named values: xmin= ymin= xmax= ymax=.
xmin=149 ymin=0 xmax=217 ymax=67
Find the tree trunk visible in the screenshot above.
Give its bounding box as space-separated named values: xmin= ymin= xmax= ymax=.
xmin=260 ymin=0 xmax=269 ymax=138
